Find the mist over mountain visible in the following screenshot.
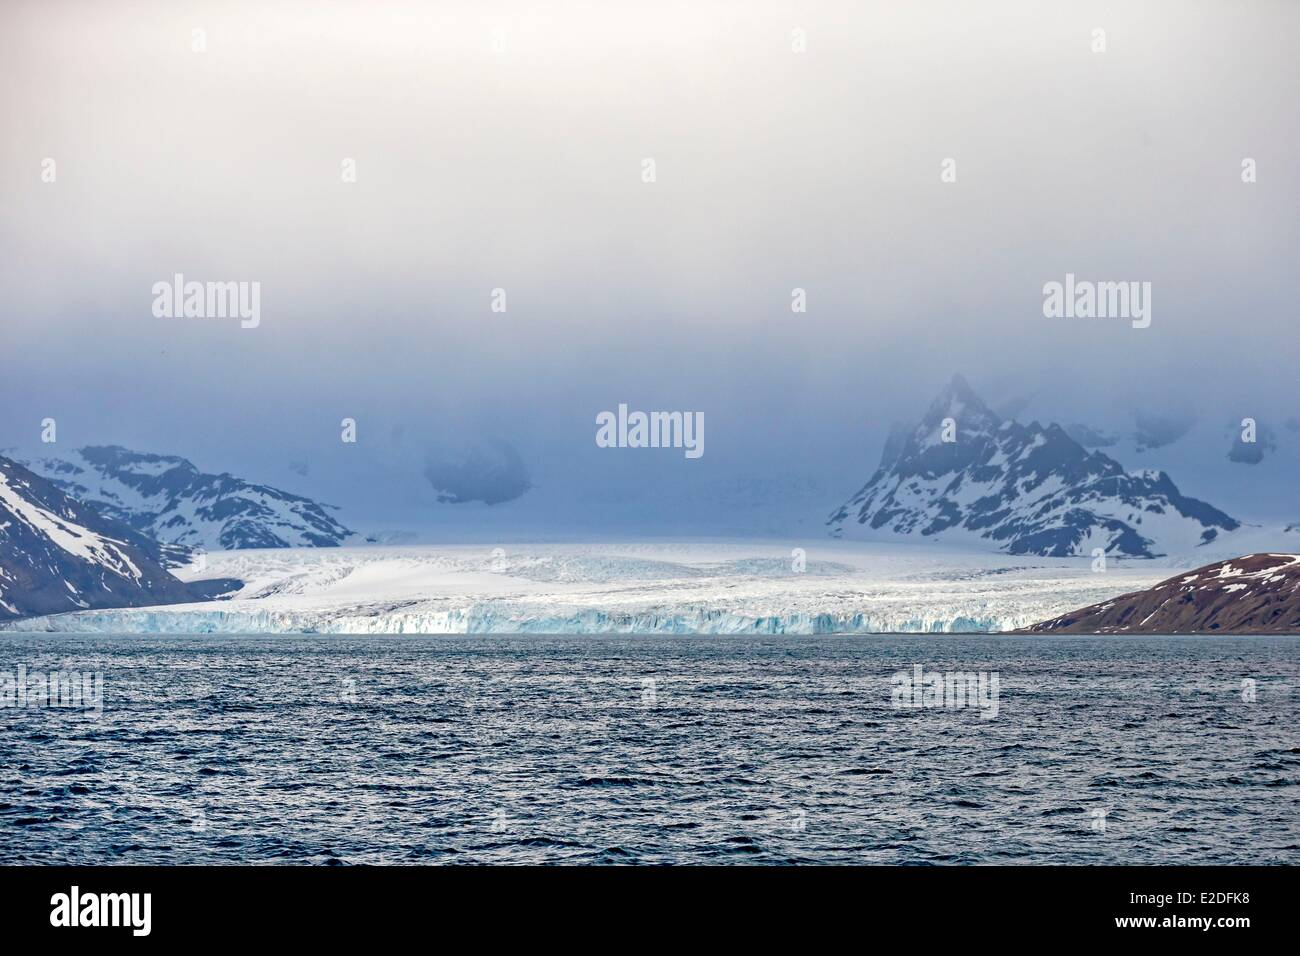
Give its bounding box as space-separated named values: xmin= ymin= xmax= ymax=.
xmin=993 ymin=396 xmax=1300 ymax=527
xmin=827 ymin=376 xmax=1238 ymax=558
xmin=1 ymin=2 xmax=1297 ymax=547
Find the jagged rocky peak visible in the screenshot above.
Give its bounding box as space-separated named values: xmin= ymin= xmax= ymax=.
xmin=827 ymin=376 xmax=1239 ymax=559
xmin=924 ymin=374 xmax=1000 ymax=431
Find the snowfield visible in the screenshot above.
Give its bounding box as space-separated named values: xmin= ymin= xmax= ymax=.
xmin=1 ymin=541 xmax=1176 ymax=635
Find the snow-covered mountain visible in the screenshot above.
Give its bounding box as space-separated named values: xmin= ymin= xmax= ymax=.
xmin=1085 ymin=415 xmax=1300 ymax=527
xmin=22 ymin=446 xmax=355 ymax=554
xmin=988 ymin=392 xmax=1300 ymax=528
xmin=826 ymin=376 xmax=1239 ymax=558
xmin=0 ymin=454 xmax=204 ymax=621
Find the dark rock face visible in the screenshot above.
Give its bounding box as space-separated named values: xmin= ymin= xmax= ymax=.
xmin=1228 ymin=439 xmax=1265 ymax=464
xmin=1227 ymin=424 xmax=1274 ymax=465
xmin=423 ymin=440 xmax=532 ymax=506
xmin=826 ymin=375 xmax=1238 ymax=558
xmin=1133 ymin=410 xmax=1196 ymax=452
xmin=1023 ymin=553 xmax=1300 ymax=634
xmin=23 ymin=446 xmax=354 ymax=553
xmin=0 ymin=455 xmax=207 ymax=622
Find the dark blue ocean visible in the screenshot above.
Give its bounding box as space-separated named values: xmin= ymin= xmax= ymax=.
xmin=1 ymin=634 xmax=1296 ymax=864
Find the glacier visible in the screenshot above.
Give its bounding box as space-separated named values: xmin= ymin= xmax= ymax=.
xmin=0 ymin=541 xmax=1178 ymax=635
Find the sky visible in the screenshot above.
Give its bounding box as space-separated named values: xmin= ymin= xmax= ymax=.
xmin=2 ymin=0 xmax=1297 ymax=534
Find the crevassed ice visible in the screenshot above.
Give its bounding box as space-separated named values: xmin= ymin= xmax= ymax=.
xmin=1 ymin=542 xmax=1170 ymax=636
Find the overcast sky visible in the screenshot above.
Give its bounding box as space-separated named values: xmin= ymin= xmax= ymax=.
xmin=2 ymin=0 xmax=1297 ymax=530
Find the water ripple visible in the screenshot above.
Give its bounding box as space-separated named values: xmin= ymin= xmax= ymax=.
xmin=0 ymin=634 xmax=1297 ymax=864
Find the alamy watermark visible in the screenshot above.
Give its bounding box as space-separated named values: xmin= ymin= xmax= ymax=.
xmin=1 ymin=665 xmax=103 ymax=719
xmin=50 ymin=886 xmax=150 ymax=936
xmin=152 ymin=273 xmax=260 ymax=329
xmin=891 ymin=664 xmax=999 ymax=720
xmin=595 ymin=404 xmax=704 ymax=459
xmin=1042 ymin=273 xmax=1150 ymax=329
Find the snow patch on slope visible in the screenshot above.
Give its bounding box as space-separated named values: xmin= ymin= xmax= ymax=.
xmin=0 ymin=469 xmax=143 ymax=583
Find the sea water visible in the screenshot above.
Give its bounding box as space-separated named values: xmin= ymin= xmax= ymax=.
xmin=0 ymin=634 xmax=1295 ymax=864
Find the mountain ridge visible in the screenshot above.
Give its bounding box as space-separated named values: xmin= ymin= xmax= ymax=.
xmin=1022 ymin=552 xmax=1300 ymax=633
xmin=827 ymin=375 xmax=1239 ymax=558
xmin=0 ymin=454 xmax=235 ymax=621
xmin=22 ymin=445 xmax=355 ymax=555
